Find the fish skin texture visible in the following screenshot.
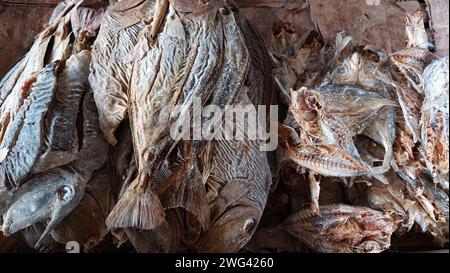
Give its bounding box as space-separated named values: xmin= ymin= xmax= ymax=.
xmin=0 ymin=63 xmax=58 ymax=191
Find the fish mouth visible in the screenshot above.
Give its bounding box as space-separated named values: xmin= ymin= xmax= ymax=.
xmin=1 ymin=218 xmax=16 ymax=236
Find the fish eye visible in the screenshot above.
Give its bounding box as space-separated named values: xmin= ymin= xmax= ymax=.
xmin=57 ymin=185 xmax=74 ymax=202
xmin=243 ymin=218 xmax=256 ymax=233
xmin=219 ymin=7 xmax=231 ymax=15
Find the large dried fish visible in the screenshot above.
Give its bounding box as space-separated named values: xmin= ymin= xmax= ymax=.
xmin=107 ymin=2 xmax=250 ymax=231
xmin=195 ymin=15 xmax=274 ymax=251
xmin=195 ymin=136 xmax=272 ymax=252
xmin=0 ymin=4 xmax=103 ymax=208
xmin=89 ymin=0 xmax=152 ymax=145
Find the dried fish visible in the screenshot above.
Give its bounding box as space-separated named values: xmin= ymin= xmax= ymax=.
xmin=390 ymin=47 xmax=437 ymax=94
xmin=405 ymin=11 xmax=434 ymax=51
xmin=0 ymin=0 xmax=448 ymax=254
xmin=0 ymin=63 xmax=59 ymax=198
xmin=282 ymin=204 xmax=397 ymax=253
xmin=333 ymin=52 xmax=397 ymax=172
xmin=312 ymin=84 xmax=398 ymax=136
xmin=107 ymin=2 xmax=250 ymax=231
xmin=89 ymin=0 xmax=152 ymax=145
xmin=421 ymin=56 xmax=449 ymax=186
xmin=1 ymin=91 xmax=108 ymax=248
xmin=34 ymin=51 xmax=91 ymax=173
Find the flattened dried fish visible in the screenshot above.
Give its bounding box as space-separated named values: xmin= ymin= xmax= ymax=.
xmin=390 ymin=47 xmax=437 ymax=94
xmin=332 ymin=53 xmax=397 ymax=172
xmin=279 ymin=143 xmax=367 ymax=178
xmin=282 ymin=204 xmax=397 ymax=253
xmin=313 ymin=84 xmax=398 ymax=135
xmin=0 ymin=63 xmax=58 ymax=195
xmin=34 ymin=51 xmax=92 ymax=173
xmin=89 ymin=0 xmax=151 ymax=145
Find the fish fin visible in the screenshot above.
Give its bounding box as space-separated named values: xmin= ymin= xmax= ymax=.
xmin=218 ymin=177 xmax=252 ymax=210
xmin=162 ymin=162 xmax=210 ymax=230
xmin=324 ymin=32 xmax=352 ymax=75
xmin=106 ymin=173 xmax=166 ymax=230
xmin=34 ymin=204 xmax=65 ymax=249
xmin=151 ymin=164 xmax=174 ymax=193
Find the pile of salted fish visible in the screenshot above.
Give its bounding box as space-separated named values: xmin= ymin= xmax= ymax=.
xmin=247 ymin=10 xmax=448 ymax=253
xmin=0 ymin=0 xmax=448 ymax=253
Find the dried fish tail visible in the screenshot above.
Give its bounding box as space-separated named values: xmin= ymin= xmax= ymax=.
xmin=105 ymin=172 xmax=166 ymax=230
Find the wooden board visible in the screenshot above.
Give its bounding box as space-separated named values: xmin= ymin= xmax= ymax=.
xmin=237 ymin=0 xmax=315 ymax=46
xmin=309 ymin=0 xmax=409 ymax=53
xmin=0 ymin=5 xmax=54 ymax=76
xmin=426 ymin=0 xmax=449 ymax=56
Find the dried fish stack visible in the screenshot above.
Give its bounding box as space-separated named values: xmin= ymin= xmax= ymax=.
xmin=270 ymin=9 xmax=448 ymax=253
xmin=0 ymin=0 xmax=448 ymax=253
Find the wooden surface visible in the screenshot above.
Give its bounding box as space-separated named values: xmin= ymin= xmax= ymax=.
xmin=427 ymin=0 xmax=449 ymax=56
xmin=0 ymin=0 xmax=448 ymax=76
xmin=0 ymin=4 xmax=54 ymax=75
xmin=308 ymin=0 xmax=409 ymax=53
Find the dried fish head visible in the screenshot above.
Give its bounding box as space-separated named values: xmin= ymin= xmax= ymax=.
xmin=282 ymin=205 xmax=397 ymax=253
xmin=288 ymin=88 xmax=362 ymax=162
xmin=51 ymin=167 xmax=112 ymax=251
xmin=332 ymin=52 xmax=361 ymax=85
xmin=1 ymin=169 xmax=85 ymax=249
xmin=289 ymin=87 xmax=323 ymax=142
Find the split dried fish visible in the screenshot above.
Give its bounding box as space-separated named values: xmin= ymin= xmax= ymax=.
xmin=107 ymin=1 xmax=250 ymax=232
xmin=89 ymin=0 xmax=152 ymax=145
xmin=282 ymin=204 xmax=397 ymax=253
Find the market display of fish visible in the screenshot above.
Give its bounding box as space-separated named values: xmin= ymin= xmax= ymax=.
xmin=0 ymin=0 xmax=448 ymax=253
